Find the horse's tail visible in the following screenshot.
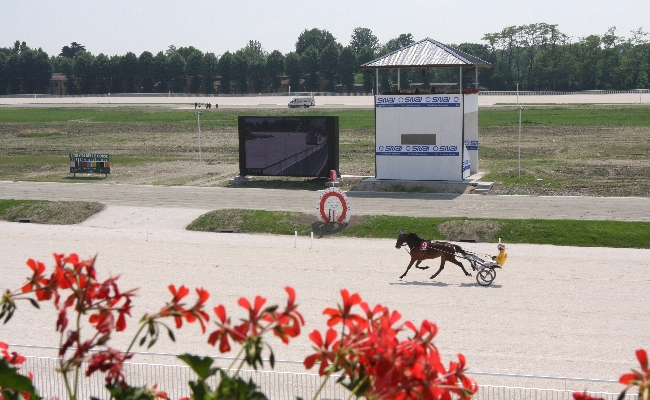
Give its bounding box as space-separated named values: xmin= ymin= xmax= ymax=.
xmin=453 ymin=244 xmax=467 ymax=257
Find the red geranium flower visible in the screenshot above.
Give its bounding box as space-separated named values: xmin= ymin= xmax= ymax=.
xmin=573 ymin=391 xmax=604 ymax=400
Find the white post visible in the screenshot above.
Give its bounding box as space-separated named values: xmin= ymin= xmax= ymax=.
xmin=376 ymin=68 xmax=379 ymax=95
xmin=310 ymin=232 xmax=313 ymax=249
xmin=517 ymin=83 xmax=522 ymax=181
xmin=475 ymin=67 xmax=479 ymax=90
xmin=195 ymin=111 xmax=202 ymax=163
xmin=294 ymin=231 xmax=297 ymax=248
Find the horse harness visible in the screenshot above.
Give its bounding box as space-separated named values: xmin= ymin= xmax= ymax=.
xmin=402 ymin=238 xmax=493 ymax=262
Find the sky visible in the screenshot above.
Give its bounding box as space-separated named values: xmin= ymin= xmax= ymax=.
xmin=1 ymin=0 xmax=649 ymax=57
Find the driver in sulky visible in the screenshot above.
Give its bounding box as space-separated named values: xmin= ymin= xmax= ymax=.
xmin=477 ymin=243 xmax=507 ymax=270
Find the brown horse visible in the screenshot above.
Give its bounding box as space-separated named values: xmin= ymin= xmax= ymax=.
xmin=395 ymin=231 xmax=472 ymax=280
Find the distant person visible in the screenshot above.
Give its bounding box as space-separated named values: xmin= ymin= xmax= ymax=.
xmin=194 ymin=102 xmax=198 ymax=109
xmin=476 ymin=243 xmax=507 ymax=270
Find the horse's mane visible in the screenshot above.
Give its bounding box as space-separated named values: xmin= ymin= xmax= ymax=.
xmin=407 ymin=232 xmax=426 ymax=241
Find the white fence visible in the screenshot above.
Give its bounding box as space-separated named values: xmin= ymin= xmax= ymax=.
xmin=17 ymin=355 xmax=639 ymax=400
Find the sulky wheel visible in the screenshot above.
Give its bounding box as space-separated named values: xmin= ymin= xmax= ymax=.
xmin=476 ymin=269 xmax=495 ymax=286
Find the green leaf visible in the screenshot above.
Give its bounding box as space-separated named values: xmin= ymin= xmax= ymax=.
xmin=166 ymin=326 xmax=175 ymax=342
xmin=177 ymin=353 xmax=218 ymax=380
xmin=0 ymin=360 xmax=40 ymax=398
xmin=107 ymin=383 xmax=157 ymax=400
xmin=27 ymin=298 xmax=40 ymax=309
xmin=3 ymin=309 xmax=14 ymax=324
xmin=265 ymin=342 xmax=276 ymax=369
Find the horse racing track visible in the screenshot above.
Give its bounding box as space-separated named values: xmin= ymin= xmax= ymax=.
xmin=1 ymin=205 xmax=649 ymax=397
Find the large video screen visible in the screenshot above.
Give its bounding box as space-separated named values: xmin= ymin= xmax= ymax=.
xmin=238 ymin=116 xmax=339 ymax=178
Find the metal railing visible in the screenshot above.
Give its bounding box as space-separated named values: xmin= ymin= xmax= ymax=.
xmin=478 ymin=89 xmax=650 ymax=95
xmin=16 ymin=355 xmax=639 ymax=400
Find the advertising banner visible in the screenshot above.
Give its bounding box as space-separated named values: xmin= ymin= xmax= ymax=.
xmin=375 ymin=95 xmax=465 ymax=181
xmin=69 ymin=153 xmax=110 ymax=175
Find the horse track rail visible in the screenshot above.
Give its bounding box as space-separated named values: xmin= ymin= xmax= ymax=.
xmin=18 ymin=354 xmax=639 ymax=400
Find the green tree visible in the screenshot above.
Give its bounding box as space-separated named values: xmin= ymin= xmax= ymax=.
xmin=483 ymin=25 xmax=523 ymax=90
xmin=60 ymin=42 xmax=86 ymax=58
xmin=165 ymin=45 xmax=177 ymax=57
xmin=0 ymin=52 xmax=7 ymax=95
xmin=186 ymin=51 xmax=204 ymax=93
xmin=382 ymin=33 xmax=415 ymax=53
xmin=284 ymin=51 xmax=301 ymax=92
xmin=339 ymin=46 xmax=357 ymax=92
xmin=94 ymin=53 xmax=111 ymax=94
xmin=350 ymin=27 xmax=379 ymax=54
xmin=598 ymin=27 xmax=623 ymax=89
xmin=619 ymin=28 xmax=650 ymax=89
xmin=4 ymin=42 xmax=52 ymax=94
xmin=74 ymin=51 xmax=96 ymax=93
xmin=19 ymin=47 xmax=51 ymax=94
xmin=319 ymin=42 xmax=340 ymax=91
xmin=151 ymin=51 xmax=169 ymax=93
xmin=232 ymin=50 xmax=249 ymax=93
xmin=241 ymin=41 xmax=267 ymax=93
xmin=574 ymin=34 xmax=602 ymax=89
xmin=202 ymin=52 xmax=219 ymax=93
xmin=249 ymin=58 xmax=266 ymax=93
xmin=301 ymin=46 xmax=320 ymax=92
xmin=218 ymin=51 xmax=233 ymax=94
xmin=120 ymin=51 xmax=139 ymax=92
xmin=357 ymin=46 xmax=376 ymax=92
xmin=108 ymin=55 xmax=123 ymax=93
xmin=139 ymin=51 xmax=155 ymax=93
xmin=296 ymin=28 xmax=336 ymax=55
xmin=266 ymin=50 xmax=284 ymax=92
xmin=176 ymin=46 xmax=202 ymax=60
xmin=168 ymin=52 xmax=186 ymax=93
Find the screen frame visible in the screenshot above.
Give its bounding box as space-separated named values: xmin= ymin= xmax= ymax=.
xmin=238 ymin=116 xmax=339 ymax=178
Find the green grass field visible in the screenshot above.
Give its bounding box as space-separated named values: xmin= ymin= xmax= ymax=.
xmin=1 ymin=105 xmax=649 ymax=195
xmin=186 ymin=209 xmax=650 ymax=249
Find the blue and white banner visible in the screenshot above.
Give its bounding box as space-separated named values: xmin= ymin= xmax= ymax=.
xmin=464 ymin=140 xmax=479 ymax=150
xmin=376 ymin=144 xmax=460 ymax=156
xmin=376 ymin=95 xmax=461 ymax=108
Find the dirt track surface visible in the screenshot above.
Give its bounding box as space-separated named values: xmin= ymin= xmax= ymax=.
xmin=1 ymin=92 xmax=648 ymax=107
xmin=1 ymin=94 xmax=649 ymax=391
xmin=1 ymin=199 xmax=649 ymax=391
xmin=1 ymin=181 xmax=649 ymax=222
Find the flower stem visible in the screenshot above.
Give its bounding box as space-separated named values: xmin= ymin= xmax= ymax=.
xmin=347 ymin=375 xmax=369 ymax=400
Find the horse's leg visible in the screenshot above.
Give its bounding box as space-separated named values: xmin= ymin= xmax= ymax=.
xmin=399 ymin=258 xmax=417 ymax=279
xmin=414 ymin=252 xmax=429 ymax=270
xmin=429 ymin=258 xmax=445 ymax=279
xmin=449 ymin=257 xmax=472 ymax=277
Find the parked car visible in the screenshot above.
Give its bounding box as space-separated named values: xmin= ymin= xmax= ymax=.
xmin=288 ymin=96 xmax=315 ymax=108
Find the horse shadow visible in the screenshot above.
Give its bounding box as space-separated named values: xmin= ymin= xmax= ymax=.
xmin=390 ymin=281 xmax=449 ymax=287
xmin=311 ymin=222 xmax=348 ymax=237
xmin=390 ymin=281 xmax=503 ymax=289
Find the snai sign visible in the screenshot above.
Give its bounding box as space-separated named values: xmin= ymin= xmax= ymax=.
xmin=69 ymin=153 xmax=110 ymax=176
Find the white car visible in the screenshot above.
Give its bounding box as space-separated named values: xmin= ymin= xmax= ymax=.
xmin=288 ymin=96 xmax=315 ymax=108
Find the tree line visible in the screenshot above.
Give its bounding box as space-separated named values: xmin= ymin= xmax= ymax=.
xmin=0 ymin=24 xmax=648 ymax=95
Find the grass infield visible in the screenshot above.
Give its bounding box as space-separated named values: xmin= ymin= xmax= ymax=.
xmin=2 ymin=200 xmax=648 ymax=248
xmin=186 ymin=209 xmax=650 ymax=249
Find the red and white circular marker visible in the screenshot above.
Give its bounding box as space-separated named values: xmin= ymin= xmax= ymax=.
xmin=316 ymin=187 xmax=351 ymax=223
